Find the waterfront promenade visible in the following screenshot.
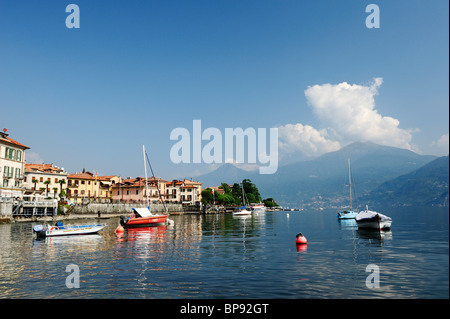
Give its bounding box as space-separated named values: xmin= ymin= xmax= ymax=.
xmin=0 ymin=201 xmax=197 ymax=223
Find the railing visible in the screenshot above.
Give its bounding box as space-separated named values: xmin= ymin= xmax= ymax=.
xmin=11 ymin=199 xmax=58 ymax=218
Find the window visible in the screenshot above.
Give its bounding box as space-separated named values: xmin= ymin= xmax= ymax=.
xmin=4 ymin=147 xmax=21 ymax=161
xmin=15 ymin=168 xmax=21 ymax=178
xmin=40 ymin=177 xmax=43 ymax=182
xmin=136 ymin=190 xmax=139 ymax=195
xmin=81 ymin=181 xmax=85 ymax=185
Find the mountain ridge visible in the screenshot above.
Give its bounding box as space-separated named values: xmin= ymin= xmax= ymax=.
xmin=195 ymin=141 xmax=440 ymax=208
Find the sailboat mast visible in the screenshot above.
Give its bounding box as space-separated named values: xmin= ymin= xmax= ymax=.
xmin=144 ymin=146 xmax=168 ymax=214
xmin=348 ymin=158 xmax=352 ymax=211
xmin=143 ymin=144 xmax=150 ymax=207
xmin=241 ymin=182 xmax=245 ymax=207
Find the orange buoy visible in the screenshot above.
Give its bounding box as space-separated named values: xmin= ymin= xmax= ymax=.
xmin=115 ymin=225 xmax=125 ymax=233
xmin=296 ymin=232 xmax=307 ymax=244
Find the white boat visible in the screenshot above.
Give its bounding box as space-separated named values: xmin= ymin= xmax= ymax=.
xmin=33 ymin=222 xmax=105 ymax=238
xmin=251 ymin=204 xmax=266 ymax=213
xmin=233 ymin=182 xmax=252 ymax=216
xmin=233 ymin=207 xmax=252 ymax=216
xmin=355 ymin=207 xmax=392 ymax=230
xmin=337 ymin=158 xmax=358 ymax=219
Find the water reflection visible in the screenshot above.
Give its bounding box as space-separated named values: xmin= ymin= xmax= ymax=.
xmin=0 ymin=209 xmax=447 ymax=298
xmin=357 ymin=229 xmax=393 ymax=243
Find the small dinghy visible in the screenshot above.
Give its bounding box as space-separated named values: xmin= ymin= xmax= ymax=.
xmin=33 ymin=222 xmax=105 ymax=238
xmin=355 ymin=207 xmax=392 ymax=230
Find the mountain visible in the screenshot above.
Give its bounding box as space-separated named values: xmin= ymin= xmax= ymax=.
xmin=195 ymin=163 xmax=248 ymax=188
xmin=196 ymin=141 xmax=437 ymax=208
xmin=251 ymin=141 xmax=436 ymax=208
xmin=362 ymin=155 xmax=449 ymax=207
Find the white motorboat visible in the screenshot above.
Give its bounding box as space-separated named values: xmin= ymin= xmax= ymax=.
xmin=355 ymin=208 xmax=392 ymax=230
xmin=33 ymin=222 xmax=105 ymax=238
xmin=233 ymin=207 xmax=252 ymax=216
xmin=251 ymin=204 xmax=266 ymax=213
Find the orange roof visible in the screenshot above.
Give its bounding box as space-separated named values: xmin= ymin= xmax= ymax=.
xmin=0 ymin=133 xmax=30 ymax=149
xmin=67 ymin=172 xmax=115 ymax=181
xmin=113 ymin=177 xmax=165 ymax=188
xmin=25 ymin=164 xmax=66 ymax=174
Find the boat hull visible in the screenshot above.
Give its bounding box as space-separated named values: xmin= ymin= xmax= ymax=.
xmin=356 ymin=218 xmax=392 ymax=230
xmin=337 ymin=210 xmax=358 ymax=219
xmin=121 ymin=215 xmax=168 ymax=228
xmin=38 ymin=225 xmax=105 ymax=237
xmin=233 ymin=209 xmax=252 ymax=216
xmin=251 ymin=205 xmax=266 ymax=213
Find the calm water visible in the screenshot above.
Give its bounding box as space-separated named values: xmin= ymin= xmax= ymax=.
xmin=0 ymin=207 xmax=448 ymax=299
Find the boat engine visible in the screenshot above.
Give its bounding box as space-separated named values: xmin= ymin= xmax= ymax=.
xmin=33 ymin=225 xmax=46 ymax=238
xmin=119 ymin=215 xmax=128 ymax=226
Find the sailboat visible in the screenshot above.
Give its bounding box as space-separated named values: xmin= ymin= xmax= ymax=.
xmin=233 ymin=182 xmax=252 ymax=216
xmin=119 ymin=145 xmax=170 ymax=228
xmin=337 ymin=158 xmax=358 ymax=219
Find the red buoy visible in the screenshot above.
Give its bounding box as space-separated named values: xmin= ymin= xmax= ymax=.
xmin=296 ymin=232 xmax=307 ymax=244
xmin=115 ymin=225 xmax=124 ymax=233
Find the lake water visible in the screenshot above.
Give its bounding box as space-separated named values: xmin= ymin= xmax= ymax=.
xmin=0 ymin=207 xmax=448 ymax=299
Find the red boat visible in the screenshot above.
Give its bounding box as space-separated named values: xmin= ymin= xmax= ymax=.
xmin=120 ymin=207 xmax=168 ymax=228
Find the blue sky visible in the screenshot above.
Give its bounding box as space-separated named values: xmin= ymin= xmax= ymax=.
xmin=1 ymin=0 xmax=448 ymax=180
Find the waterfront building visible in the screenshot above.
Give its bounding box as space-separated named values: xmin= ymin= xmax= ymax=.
xmin=111 ymin=177 xmax=167 ymax=203
xmin=166 ymin=179 xmax=202 ymax=205
xmin=0 ymin=130 xmax=29 ymax=198
xmin=67 ymin=171 xmax=120 ymax=204
xmin=24 ymin=164 xmax=68 ymax=199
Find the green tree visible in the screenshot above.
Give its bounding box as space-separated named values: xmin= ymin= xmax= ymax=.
xmin=43 ymin=180 xmax=51 ymax=197
xmin=263 ymin=198 xmax=279 ymax=207
xmin=58 ymin=179 xmax=66 ymax=197
xmin=201 ymin=188 xmax=213 ymax=205
xmin=32 ymin=178 xmax=38 ymax=191
xmin=242 ymin=179 xmax=261 ymax=203
xmin=220 ymin=183 xmax=232 ymax=194
xmin=231 ymin=183 xmax=242 ymax=204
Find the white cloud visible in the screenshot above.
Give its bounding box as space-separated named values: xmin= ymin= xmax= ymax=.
xmin=431 ymin=133 xmax=449 ymax=156
xmin=278 ymin=78 xmax=415 ymax=158
xmin=25 ymin=152 xmax=44 ymax=164
xmin=304 ymin=78 xmax=413 ymax=150
xmin=278 ymin=123 xmax=341 ymax=157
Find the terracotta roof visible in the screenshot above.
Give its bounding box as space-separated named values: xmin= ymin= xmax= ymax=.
xmin=113 ymin=177 xmax=165 ymax=188
xmin=25 ymin=164 xmax=66 ymax=174
xmin=67 ymin=172 xmax=115 ymax=181
xmin=0 ymin=133 xmax=30 ymax=149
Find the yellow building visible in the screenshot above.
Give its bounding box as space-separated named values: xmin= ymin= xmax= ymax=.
xmin=67 ymin=171 xmax=119 ymax=204
xmin=0 ymin=130 xmax=29 ymax=198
